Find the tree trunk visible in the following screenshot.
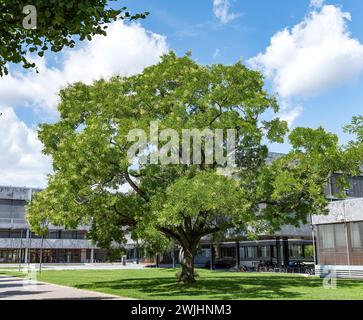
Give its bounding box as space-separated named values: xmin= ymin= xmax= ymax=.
xmin=157 ymin=224 xmax=211 ymax=284
xmin=179 ymin=247 xmax=196 ymax=284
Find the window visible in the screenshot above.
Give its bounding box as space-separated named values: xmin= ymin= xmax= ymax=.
xmin=76 ymin=231 xmax=86 ymax=239
xmin=351 ymin=222 xmax=363 ymax=249
xmin=59 ymin=231 xmax=86 ymax=239
xmin=45 ymin=231 xmax=60 ymax=239
xmin=61 ymin=231 xmax=74 ymax=239
xmin=289 ymin=245 xmax=303 ymax=258
xmin=220 ymin=247 xmax=235 ymax=258
xmin=334 ymin=224 xmax=347 ymax=248
xmin=9 ymin=230 xmax=22 ymax=238
xmin=319 ymin=225 xmax=334 ymax=249
xmin=330 ymin=174 xmax=363 ymax=198
xmin=0 ymin=204 xmax=12 ymax=219
xmin=0 ymin=230 xmax=10 ymax=238
xmin=241 ymin=246 xmax=258 ymax=259
xmin=29 ymin=232 xmax=41 ymax=239
xmin=304 ymin=245 xmax=314 ymax=258
xmin=0 ymin=199 xmax=26 ymax=220
xmin=348 ymin=177 xmax=363 ymax=198
xmin=202 ymin=248 xmax=211 ymax=258
xmin=0 ymin=230 xmax=27 ymax=238
xmin=260 ymin=246 xmax=271 ymax=258
xmin=0 ymin=199 xmax=26 ymax=206
xmin=11 ymin=206 xmax=25 ymax=219
xmin=318 ymin=223 xmax=348 ymax=250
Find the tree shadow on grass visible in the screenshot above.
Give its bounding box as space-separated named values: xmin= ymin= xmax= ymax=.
xmin=72 ymin=273 xmax=363 ymax=300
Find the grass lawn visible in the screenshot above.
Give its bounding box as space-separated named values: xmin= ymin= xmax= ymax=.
xmin=2 ymin=268 xmax=363 ymax=300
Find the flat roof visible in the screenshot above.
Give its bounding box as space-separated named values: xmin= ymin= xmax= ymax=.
xmin=0 ymin=186 xmax=41 ymax=201
xmin=312 ymin=198 xmax=363 ymax=225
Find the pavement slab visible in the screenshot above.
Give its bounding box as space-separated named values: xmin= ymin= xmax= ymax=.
xmin=0 ymin=275 xmax=132 ymax=300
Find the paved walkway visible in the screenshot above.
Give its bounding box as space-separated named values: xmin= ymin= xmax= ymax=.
xmin=0 ymin=262 xmax=147 ymax=271
xmin=0 ymin=275 xmax=131 ymax=300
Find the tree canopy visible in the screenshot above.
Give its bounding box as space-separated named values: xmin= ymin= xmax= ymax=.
xmin=27 ymin=53 xmax=361 ymax=283
xmin=344 ymin=115 xmax=363 ymax=172
xmin=0 ymin=0 xmax=148 ymax=75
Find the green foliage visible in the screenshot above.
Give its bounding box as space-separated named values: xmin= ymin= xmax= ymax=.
xmin=344 ymin=115 xmax=363 ymax=173
xmin=105 ymin=247 xmax=126 ymax=262
xmin=304 ymin=245 xmax=314 ymax=258
xmin=344 ymin=115 xmax=363 ymax=142
xmin=259 ymin=127 xmax=354 ymax=231
xmin=27 ymin=53 xmax=360 ymax=281
xmin=0 ymin=1 xmax=148 ymax=75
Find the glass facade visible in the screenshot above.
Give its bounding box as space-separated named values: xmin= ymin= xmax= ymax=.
xmin=0 ymin=229 xmax=87 ymax=240
xmin=220 ymin=247 xmax=235 ymax=258
xmin=0 ymin=249 xmax=92 ymax=263
xmin=317 ymin=222 xmax=363 ymax=250
xmin=260 ymin=246 xmax=271 ymax=258
xmin=240 ymin=246 xmax=258 ymax=259
xmin=0 ymin=199 xmax=26 ymax=223
xmin=0 ymin=249 xmax=19 ymax=263
xmin=289 ymin=244 xmax=303 ymax=258
xmin=304 ymin=244 xmax=314 ymax=258
xmin=317 ymin=221 xmax=363 ymax=266
xmin=351 ymin=222 xmax=363 ymax=249
xmin=334 ymin=224 xmax=347 ymax=248
xmin=318 ymin=225 xmax=335 ymax=249
xmin=327 ymin=174 xmax=363 ymax=198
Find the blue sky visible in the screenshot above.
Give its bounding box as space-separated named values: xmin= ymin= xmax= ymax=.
xmin=0 ymin=0 xmax=362 ymax=187
xmin=126 ymin=0 xmax=363 ymax=143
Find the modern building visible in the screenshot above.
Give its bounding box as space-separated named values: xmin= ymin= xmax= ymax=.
xmin=189 ymin=171 xmax=363 ymax=269
xmin=1 ymin=167 xmax=362 ymax=268
xmin=192 ymin=226 xmax=314 ymax=269
xmin=0 ymin=185 xmax=315 ymax=267
xmin=0 ymin=186 xmax=104 ymax=263
xmin=313 ymin=198 xmax=363 ymax=278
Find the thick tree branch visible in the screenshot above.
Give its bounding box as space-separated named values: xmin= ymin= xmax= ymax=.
xmin=112 ymin=203 xmax=137 ymax=226
xmin=124 ymin=171 xmax=149 ymax=202
xmin=157 ymin=226 xmax=183 ymax=245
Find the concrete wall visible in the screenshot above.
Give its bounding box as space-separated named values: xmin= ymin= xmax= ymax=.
xmin=0 ymin=186 xmax=41 ymax=201
xmin=275 ymin=223 xmax=312 ymax=237
xmin=0 ymin=238 xmax=96 ymax=249
xmin=312 ymin=198 xmax=363 ymax=225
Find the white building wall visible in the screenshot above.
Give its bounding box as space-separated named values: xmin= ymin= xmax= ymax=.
xmin=312 ymin=198 xmax=363 ymax=225
xmin=0 ymin=238 xmax=96 ymax=249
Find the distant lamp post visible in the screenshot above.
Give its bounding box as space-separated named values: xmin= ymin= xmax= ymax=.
xmin=310 ymin=214 xmax=317 ymax=271
xmin=342 ymin=199 xmax=352 ymax=278
xmin=210 ymin=243 xmax=214 ymax=271
xmin=39 ymin=235 xmax=44 ymax=273
xmin=18 ymin=229 xmax=23 ymax=272
xmin=27 ymin=229 xmax=31 ymax=273
xmin=172 ymin=241 xmax=176 ymax=269
xmin=39 ymin=220 xmax=49 ymax=274
xmin=136 ymin=240 xmax=139 ymax=265
xmin=26 ymin=188 xmax=33 ymax=273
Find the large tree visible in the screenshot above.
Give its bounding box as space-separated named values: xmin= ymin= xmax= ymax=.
xmin=345 ymin=115 xmax=363 ymax=149
xmin=0 ymin=0 xmax=148 ymax=76
xmin=27 ymin=53 xmax=359 ymax=283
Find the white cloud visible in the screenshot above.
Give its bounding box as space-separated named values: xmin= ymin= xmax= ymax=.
xmin=213 ymin=48 xmax=221 ymax=59
xmin=213 ymin=0 xmax=239 ymax=24
xmin=0 ymin=105 xmax=52 ymax=188
xmin=279 ymin=106 xmax=303 ymax=128
xmin=310 ymin=0 xmax=325 ymax=9
xmin=0 ymin=21 xmax=169 ymax=188
xmin=0 ymin=21 xmax=169 ymax=113
xmin=248 ymin=5 xmax=363 ymax=98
